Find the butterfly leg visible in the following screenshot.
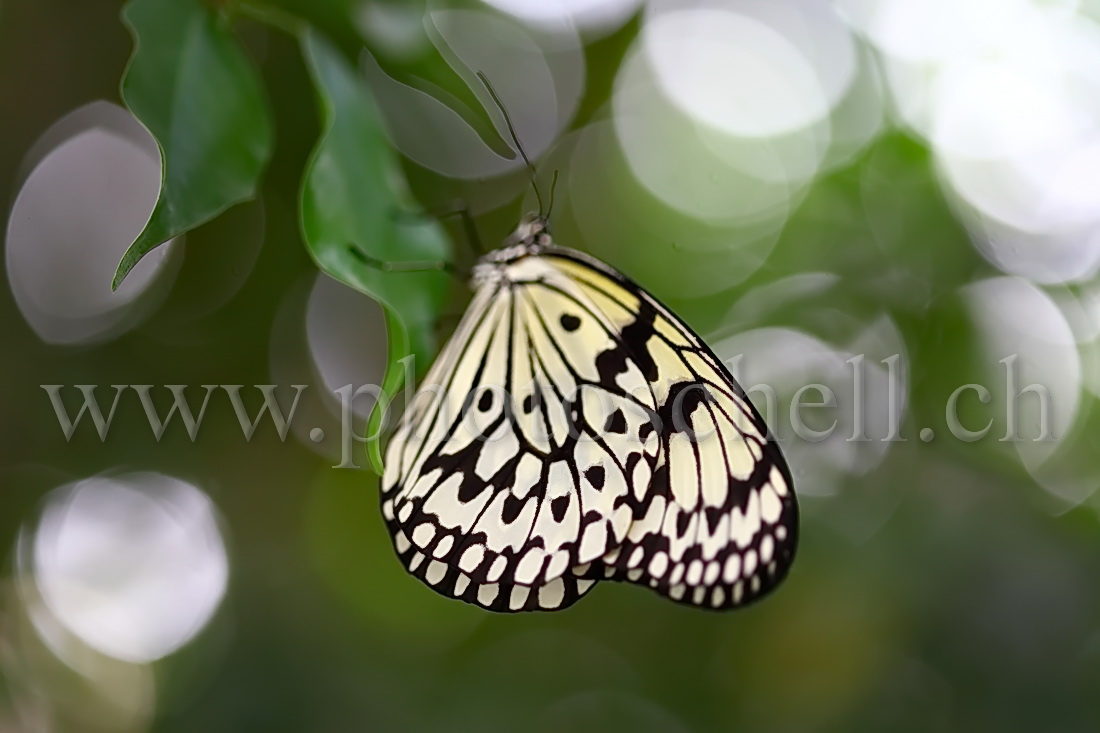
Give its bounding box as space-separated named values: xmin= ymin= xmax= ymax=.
xmin=346 ymin=244 xmax=459 ymax=276
xmin=391 ymin=200 xmax=484 ymax=256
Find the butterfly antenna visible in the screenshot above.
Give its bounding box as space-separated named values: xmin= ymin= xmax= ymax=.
xmin=546 ymin=170 xmax=560 ymax=219
xmin=476 ymin=71 xmax=545 ymax=215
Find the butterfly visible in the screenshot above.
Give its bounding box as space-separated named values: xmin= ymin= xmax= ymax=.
xmin=379 ymin=213 xmax=798 ymax=612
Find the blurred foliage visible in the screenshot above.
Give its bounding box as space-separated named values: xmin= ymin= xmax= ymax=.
xmin=299 ymin=28 xmax=451 ymax=471
xmin=116 ymin=0 xmax=457 ymax=449
xmin=115 ymin=0 xmax=274 ymax=289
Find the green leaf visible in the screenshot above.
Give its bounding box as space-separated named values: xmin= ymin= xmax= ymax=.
xmin=114 ymin=0 xmax=274 ymax=290
xmin=299 ymin=29 xmax=451 ymax=474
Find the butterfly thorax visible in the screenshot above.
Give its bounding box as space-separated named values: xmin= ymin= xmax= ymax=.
xmin=472 ymin=213 xmax=553 ymax=287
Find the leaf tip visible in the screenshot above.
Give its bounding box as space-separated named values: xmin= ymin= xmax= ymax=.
xmin=111 ymin=259 xmax=132 ymax=291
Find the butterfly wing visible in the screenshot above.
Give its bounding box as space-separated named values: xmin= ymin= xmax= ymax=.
xmin=536 ymin=249 xmax=798 ymax=609
xmin=384 ymin=519 xmax=596 ymax=611
xmin=381 ymin=244 xmax=797 ymax=612
xmin=381 ymin=258 xmax=642 ymax=610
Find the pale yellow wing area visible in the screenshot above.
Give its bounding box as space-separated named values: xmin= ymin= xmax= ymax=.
xmin=380 ymin=255 xmax=650 ymax=609
xmin=380 ymin=242 xmax=797 ymax=613
xmin=542 ymin=250 xmax=798 ymax=610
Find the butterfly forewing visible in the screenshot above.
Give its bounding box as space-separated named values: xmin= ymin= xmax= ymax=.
xmin=384 ymin=257 xmax=637 ymax=596
xmin=381 ymin=223 xmax=797 ymax=612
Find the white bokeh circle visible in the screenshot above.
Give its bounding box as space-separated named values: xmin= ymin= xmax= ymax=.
xmin=28 ymin=473 xmax=229 ymax=664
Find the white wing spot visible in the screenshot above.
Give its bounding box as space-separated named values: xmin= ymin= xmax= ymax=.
xmin=515 ymin=549 xmax=544 ymax=585
xmin=412 ymin=523 xmax=435 ymax=547
xmin=579 ymin=521 xmax=606 ymax=562
xmin=744 ymin=549 xmax=758 ymax=577
xmin=477 ymin=583 xmax=499 ymax=606
xmin=612 ymin=505 xmax=633 ymax=542
xmin=475 ymin=429 xmax=519 ymax=480
xmin=630 ymin=459 xmax=652 ymax=501
xmin=723 ymin=554 xmax=741 ymax=583
xmin=769 ymin=466 xmax=788 ymax=497
xmin=510 ymin=585 xmax=530 ymax=610
xmin=730 ymin=491 xmax=761 ymax=549
xmin=459 ymin=544 xmax=485 ymax=573
xmin=425 ymin=561 xmax=447 ymax=586
xmin=760 ymin=534 xmax=775 ymax=564
xmin=760 ymin=484 xmax=782 ymax=524
xmin=486 ymin=555 xmax=508 ymax=583
xmin=511 ymin=453 xmax=542 ymax=498
xmin=433 ymin=535 xmax=454 ymax=558
xmin=539 ymin=579 xmax=566 ymax=608
xmin=546 ymin=550 xmax=569 ymax=580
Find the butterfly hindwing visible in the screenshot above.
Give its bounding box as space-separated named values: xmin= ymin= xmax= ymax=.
xmin=543 ymin=251 xmax=798 ymax=609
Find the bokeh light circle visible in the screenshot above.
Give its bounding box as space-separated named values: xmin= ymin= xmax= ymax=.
xmin=643 ymin=8 xmax=830 ymax=138
xmin=482 ymin=0 xmax=644 ymax=33
xmin=306 ymin=273 xmax=389 ymax=421
xmin=27 ymin=473 xmax=229 ymax=664
xmin=962 ymin=276 xmax=1081 ymax=470
xmin=613 ymin=45 xmax=796 ymax=226
xmin=5 ymin=101 xmax=180 ymax=345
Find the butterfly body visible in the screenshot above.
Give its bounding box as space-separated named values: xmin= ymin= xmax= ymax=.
xmin=381 ymin=215 xmax=798 ymax=612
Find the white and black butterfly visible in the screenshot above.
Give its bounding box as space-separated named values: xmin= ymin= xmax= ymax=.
xmin=380 ymin=214 xmax=798 ymax=612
